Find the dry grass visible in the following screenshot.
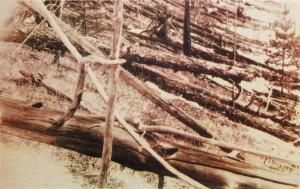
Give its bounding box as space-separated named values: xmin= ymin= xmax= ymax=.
xmin=0 ymin=0 xmax=300 ymax=187
xmin=0 ymin=41 xmax=196 ymax=189
xmin=1 ymin=35 xmax=300 ymax=187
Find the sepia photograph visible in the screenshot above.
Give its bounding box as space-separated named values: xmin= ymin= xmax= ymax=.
xmin=0 ymin=0 xmax=299 ymax=188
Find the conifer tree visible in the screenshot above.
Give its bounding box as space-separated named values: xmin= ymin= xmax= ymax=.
xmin=267 ymin=6 xmax=300 ymax=93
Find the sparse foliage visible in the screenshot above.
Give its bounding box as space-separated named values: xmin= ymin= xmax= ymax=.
xmin=267 ymin=6 xmax=300 ymax=93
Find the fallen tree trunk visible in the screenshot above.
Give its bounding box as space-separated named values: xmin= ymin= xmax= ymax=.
xmin=130 ymin=63 xmax=295 ymax=124
xmin=23 ymin=2 xmax=209 ymax=187
xmin=127 ymin=29 xmax=300 ymax=85
xmin=125 ymin=2 xmax=267 ymax=60
xmin=5 ymin=1 xmax=296 ymax=85
xmin=0 ymin=96 xmax=299 ymax=189
xmin=123 ymin=0 xmax=299 ymax=83
xmin=127 ymin=63 xmax=300 ymax=141
xmin=50 ymin=15 xmax=214 ymax=139
xmin=120 ymin=68 xmax=214 ymax=138
xmin=45 ymin=13 xmax=298 ymax=142
xmin=123 ymin=41 xmax=290 ymax=83
xmin=120 ymin=37 xmax=248 ymax=82
xmin=2 ymin=4 xmax=297 ymax=136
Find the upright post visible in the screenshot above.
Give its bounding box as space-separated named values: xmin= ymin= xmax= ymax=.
xmin=98 ymin=0 xmax=123 ymax=187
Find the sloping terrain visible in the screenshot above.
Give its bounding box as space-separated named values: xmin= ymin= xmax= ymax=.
xmin=0 ymin=0 xmax=299 ymax=188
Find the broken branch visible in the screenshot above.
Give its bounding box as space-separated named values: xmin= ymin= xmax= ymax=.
xmin=53 ymin=62 xmax=86 ymax=128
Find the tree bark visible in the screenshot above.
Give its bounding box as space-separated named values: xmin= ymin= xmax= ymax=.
xmin=121 ymin=68 xmax=214 ymax=138
xmin=49 ymin=16 xmax=214 ymax=138
xmin=183 ymin=0 xmax=191 ymax=56
xmin=23 ymin=2 xmax=207 ymax=187
xmin=127 ymin=63 xmax=299 ymax=141
xmin=0 ymin=97 xmax=299 ymax=189
xmin=99 ymin=0 xmax=123 ymax=187
xmin=233 ymin=0 xmax=237 ymax=67
xmin=124 ymin=0 xmax=300 ymax=86
xmin=4 ymin=2 xmax=297 ymax=135
xmin=54 ymin=61 xmax=86 ymax=127
xmin=2 ymin=7 xmax=298 ymax=85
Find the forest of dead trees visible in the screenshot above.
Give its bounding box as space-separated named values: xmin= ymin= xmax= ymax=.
xmin=0 ymin=0 xmax=299 ymax=188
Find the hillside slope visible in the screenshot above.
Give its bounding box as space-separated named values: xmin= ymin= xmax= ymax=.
xmin=0 ymin=0 xmax=299 ymax=188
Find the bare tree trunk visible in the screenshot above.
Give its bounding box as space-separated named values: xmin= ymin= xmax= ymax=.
xmin=183 ymin=0 xmax=191 ymax=56
xmin=281 ymin=48 xmax=285 ymax=94
xmin=0 ymin=97 xmax=299 ymax=189
xmin=59 ymin=0 xmax=65 ymax=18
xmin=83 ymin=0 xmax=87 ymax=34
xmin=128 ymin=63 xmax=299 ymax=140
xmin=99 ymin=0 xmax=123 ymax=187
xmin=158 ymin=175 xmax=165 ymax=189
xmin=226 ymin=9 xmax=229 ymax=31
xmin=233 ymin=0 xmax=237 ymax=67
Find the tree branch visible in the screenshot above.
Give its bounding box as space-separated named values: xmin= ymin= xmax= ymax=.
xmin=53 ymin=62 xmax=86 ymax=128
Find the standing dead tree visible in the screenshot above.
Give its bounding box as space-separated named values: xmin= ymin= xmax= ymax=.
xmin=99 ymin=0 xmax=123 ymax=187
xmin=183 ymin=0 xmax=191 ymax=56
xmin=233 ymin=0 xmax=237 ymax=67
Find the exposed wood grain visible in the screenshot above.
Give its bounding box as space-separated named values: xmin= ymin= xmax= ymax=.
xmin=99 ymin=0 xmax=123 ymax=187
xmin=0 ymin=97 xmax=298 ymax=189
